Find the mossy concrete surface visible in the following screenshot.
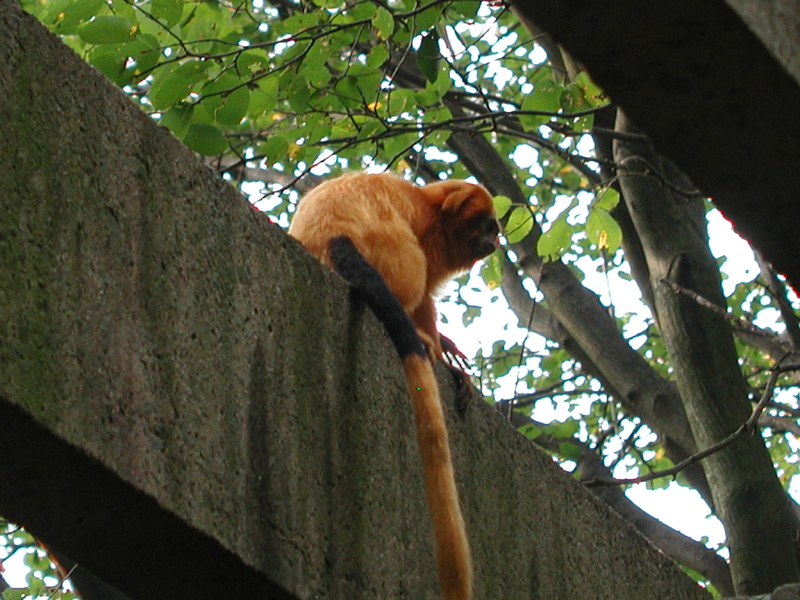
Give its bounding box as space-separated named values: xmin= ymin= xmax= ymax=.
xmin=1 ymin=1 xmax=710 ymax=599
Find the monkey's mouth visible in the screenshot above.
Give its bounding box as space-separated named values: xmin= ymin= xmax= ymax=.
xmin=471 ymin=236 xmax=498 ymax=261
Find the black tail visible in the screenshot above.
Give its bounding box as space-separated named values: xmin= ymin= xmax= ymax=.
xmin=329 ymin=236 xmax=427 ymax=360
xmin=329 ymin=235 xmax=473 ymax=600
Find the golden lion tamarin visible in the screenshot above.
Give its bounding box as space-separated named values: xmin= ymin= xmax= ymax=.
xmin=289 ymin=172 xmax=498 ymax=600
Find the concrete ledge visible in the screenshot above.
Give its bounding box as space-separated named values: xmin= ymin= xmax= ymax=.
xmin=511 ymin=0 xmax=800 ymax=286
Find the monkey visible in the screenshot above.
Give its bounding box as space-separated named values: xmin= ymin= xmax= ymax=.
xmin=288 ymin=171 xmax=498 ymax=600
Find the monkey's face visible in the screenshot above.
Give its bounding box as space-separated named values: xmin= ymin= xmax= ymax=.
xmin=421 ymin=179 xmax=499 ymax=267
xmin=465 ymin=212 xmax=499 ymax=261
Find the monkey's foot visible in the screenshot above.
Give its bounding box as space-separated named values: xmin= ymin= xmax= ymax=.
xmin=444 ymin=363 xmax=475 ymax=413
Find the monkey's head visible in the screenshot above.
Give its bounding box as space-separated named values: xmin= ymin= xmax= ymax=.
xmin=465 ymin=209 xmax=500 ymax=261
xmin=422 ymin=180 xmax=500 ymax=267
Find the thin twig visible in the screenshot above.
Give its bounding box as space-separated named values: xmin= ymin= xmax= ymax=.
xmin=617 ymin=155 xmax=704 ymax=199
xmin=661 ymin=278 xmax=790 ymax=349
xmin=585 ymin=357 xmax=800 ymax=487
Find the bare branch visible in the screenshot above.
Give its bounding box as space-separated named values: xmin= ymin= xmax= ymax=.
xmin=585 ymin=359 xmax=800 ymax=487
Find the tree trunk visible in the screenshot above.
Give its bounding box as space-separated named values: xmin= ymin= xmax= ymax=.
xmin=447 ymin=125 xmax=713 ymax=501
xmin=613 ymin=111 xmax=800 ymax=594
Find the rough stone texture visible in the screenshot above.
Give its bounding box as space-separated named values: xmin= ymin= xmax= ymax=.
xmin=0 ymin=2 xmax=710 ymax=599
xmin=511 ymin=0 xmax=800 ymax=288
xmin=725 ymin=0 xmax=800 ymax=80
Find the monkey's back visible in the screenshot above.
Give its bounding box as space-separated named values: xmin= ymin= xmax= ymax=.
xmin=289 ymin=172 xmax=430 ymax=311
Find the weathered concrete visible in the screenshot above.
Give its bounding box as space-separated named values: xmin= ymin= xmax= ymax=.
xmin=725 ymin=0 xmax=800 ymax=80
xmin=511 ymin=0 xmax=800 ymax=288
xmin=0 ymin=1 xmax=709 ymax=599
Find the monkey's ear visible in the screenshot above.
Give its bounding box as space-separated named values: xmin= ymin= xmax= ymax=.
xmin=423 ymin=181 xmax=476 ymax=213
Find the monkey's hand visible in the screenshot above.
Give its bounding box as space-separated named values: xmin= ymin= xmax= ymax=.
xmin=444 ymin=363 xmax=476 ymax=412
xmin=419 ymin=330 xmax=475 ymax=411
xmin=440 ymin=333 xmax=470 ymax=371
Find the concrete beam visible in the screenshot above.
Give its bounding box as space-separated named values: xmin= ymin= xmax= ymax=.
xmin=511 ymin=0 xmax=800 ymax=286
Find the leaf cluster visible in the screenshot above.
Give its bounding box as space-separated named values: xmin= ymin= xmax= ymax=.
xmin=0 ymin=519 xmax=75 ymax=599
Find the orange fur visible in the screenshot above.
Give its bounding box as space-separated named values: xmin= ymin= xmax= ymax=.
xmin=290 ymin=172 xmax=497 ymax=357
xmin=289 ymin=172 xmax=498 ymax=600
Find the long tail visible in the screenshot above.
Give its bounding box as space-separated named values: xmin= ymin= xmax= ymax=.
xmin=329 ymin=236 xmax=472 ymax=600
xmin=403 ymin=353 xmax=472 ymax=600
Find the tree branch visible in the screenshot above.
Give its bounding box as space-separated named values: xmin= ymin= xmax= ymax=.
xmin=584 ymin=354 xmax=800 ymax=487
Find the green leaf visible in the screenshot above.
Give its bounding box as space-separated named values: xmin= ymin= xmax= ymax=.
xmin=299 ymin=113 xmax=330 ymax=145
xmin=427 ymin=127 xmax=452 ymax=147
xmin=159 ymin=103 xmax=194 ymax=137
xmin=417 ymin=30 xmax=440 ymax=83
xmin=279 ymin=12 xmax=320 ymax=35
xmin=202 ymin=72 xmax=255 ymax=125
xmin=493 ymin=195 xmax=512 ymax=219
xmin=89 ymin=48 xmax=128 ymax=84
xmin=126 ymin=34 xmax=161 ymax=82
xmin=430 ymin=60 xmax=452 ymax=97
xmin=259 ymin=135 xmax=289 ymax=164
xmin=3 ymin=588 xmax=27 ymax=600
xmin=366 ymin=45 xmax=390 ymax=70
xmin=480 ymin=252 xmax=503 ymax=290
xmin=415 ymin=87 xmax=439 ymax=107
xmin=304 ymin=65 xmax=332 ymax=88
xmin=505 ymin=206 xmax=534 ymax=244
xmin=561 ymin=83 xmax=585 ymax=112
xmin=586 ymin=208 xmax=622 ymax=253
xmin=382 ymin=132 xmax=417 ymax=161
xmin=250 ymin=82 xmax=278 ymax=116
xmin=216 ymin=86 xmax=250 ymax=125
xmin=152 ymin=0 xmax=183 ymax=27
xmin=58 ymin=0 xmax=105 ymax=27
xmin=238 ymin=50 xmax=270 ymax=77
xmin=558 ymin=441 xmax=582 ymax=462
xmin=545 ymin=419 xmax=579 ymax=439
xmin=412 ymin=3 xmax=445 ymax=32
xmin=28 ymin=578 xmax=45 ymax=598
xmin=519 ymin=423 xmax=542 ymax=440
xmin=575 ymin=71 xmax=607 ymax=107
xmin=520 ymin=70 xmax=563 ymax=130
xmin=186 ymin=101 xmax=214 ymax=126
xmin=425 ymin=105 xmax=451 ymax=126
xmin=536 ymin=218 xmax=571 ymax=259
xmin=183 ymin=123 xmax=227 ymax=156
xmin=335 ymin=0 xmax=373 ymax=22
xmin=387 ymin=88 xmax=417 ymax=114
xmin=287 ymin=75 xmax=313 ymax=113
xmin=646 ymin=469 xmax=673 ymax=489
xmin=349 ymin=61 xmax=383 ymax=83
xmin=372 ymin=7 xmax=394 ymax=40
xmin=356 ymin=118 xmax=385 ymax=141
xmin=593 ymin=187 xmax=620 ymax=211
xmin=450 ymin=0 xmax=481 ymax=20
xmin=333 ymin=76 xmax=360 ymax=107
xmin=79 ymin=16 xmax=136 ymax=44
xmin=561 ymin=81 xmax=595 ymax=131
xmin=521 ymin=81 xmax=562 ymax=111
xmin=109 ymin=0 xmax=137 ymax=21
xmin=150 ymin=60 xmax=210 ymax=110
